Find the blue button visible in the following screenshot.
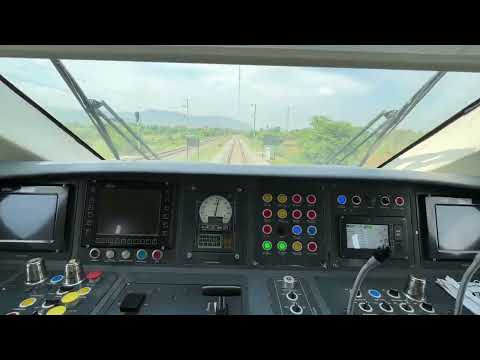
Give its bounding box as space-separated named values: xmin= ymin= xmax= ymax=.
xmin=307 ymin=225 xmax=317 ymax=236
xmin=50 ymin=275 xmax=64 ymax=284
xmin=292 ymin=225 xmax=303 ymax=236
xmin=368 ymin=289 xmax=382 ymax=299
xmin=337 ymin=195 xmax=347 ymax=205
xmin=136 ymin=249 xmax=148 ymax=261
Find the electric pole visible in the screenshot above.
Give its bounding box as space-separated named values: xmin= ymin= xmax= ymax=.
xmin=251 ymin=103 xmax=257 ymax=137
xmin=286 ymin=106 xmax=290 ymax=132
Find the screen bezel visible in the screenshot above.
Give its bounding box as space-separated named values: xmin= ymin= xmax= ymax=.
xmin=0 ymin=185 xmax=68 ymax=252
xmin=339 ymin=216 xmax=402 ymax=259
xmin=425 ymin=196 xmax=479 ymax=260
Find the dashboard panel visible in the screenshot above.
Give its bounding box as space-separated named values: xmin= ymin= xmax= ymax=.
xmin=1 ymin=161 xmax=480 ymax=315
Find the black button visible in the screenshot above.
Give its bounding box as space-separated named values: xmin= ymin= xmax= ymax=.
xmin=387 ymin=289 xmax=400 ymax=298
xmin=120 ymin=293 xmax=146 ymax=313
xmin=43 ymin=298 xmax=60 ymax=308
xmin=359 ymin=302 xmax=373 ymax=312
xmin=400 ymin=303 xmax=414 ymax=313
xmin=421 ymin=302 xmax=434 ymax=313
xmin=380 ymin=301 xmax=393 ymax=312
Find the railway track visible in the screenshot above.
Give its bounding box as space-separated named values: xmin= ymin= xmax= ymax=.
xmin=226 ymin=136 xmax=247 ymax=164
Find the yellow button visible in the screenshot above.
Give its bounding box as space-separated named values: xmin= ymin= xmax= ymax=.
xmin=46 ymin=305 xmax=66 ymax=315
xmin=61 ymin=291 xmax=80 ymax=305
xmin=262 ymin=193 xmax=273 ymax=203
xmin=277 ymin=194 xmax=288 ymax=204
xmin=292 ymin=241 xmax=303 ymax=252
xmin=277 ymin=209 xmax=288 ymax=219
xmin=19 ymin=297 xmax=37 ymax=308
xmin=78 ymin=287 xmax=91 ymax=296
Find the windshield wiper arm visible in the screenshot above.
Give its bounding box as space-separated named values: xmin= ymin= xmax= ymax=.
xmin=51 ymin=59 xmax=158 ymax=160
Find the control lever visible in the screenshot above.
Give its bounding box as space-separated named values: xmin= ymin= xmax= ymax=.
xmin=346 ymin=247 xmax=391 ymax=315
xmin=202 ymin=285 xmax=241 ymax=315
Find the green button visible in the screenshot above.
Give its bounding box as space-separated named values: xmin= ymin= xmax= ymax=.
xmin=277 ymin=241 xmax=288 ymax=252
xmin=262 ymin=240 xmax=273 ymax=251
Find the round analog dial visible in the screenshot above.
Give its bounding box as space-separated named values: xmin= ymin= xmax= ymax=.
xmin=199 ymin=195 xmax=233 ymax=224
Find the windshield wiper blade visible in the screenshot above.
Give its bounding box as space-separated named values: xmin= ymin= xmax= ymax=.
xmin=51 ymin=59 xmax=158 ymax=160
xmin=327 ymin=71 xmax=446 ymax=166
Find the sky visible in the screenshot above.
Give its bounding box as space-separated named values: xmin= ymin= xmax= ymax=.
xmin=1 ymin=57 xmax=480 ymax=132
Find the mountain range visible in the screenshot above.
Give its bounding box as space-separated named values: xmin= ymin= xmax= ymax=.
xmin=48 ymin=107 xmax=250 ymax=130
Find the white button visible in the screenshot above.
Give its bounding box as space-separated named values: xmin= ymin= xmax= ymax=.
xmin=121 ymin=250 xmax=131 ymax=260
xmin=105 ymin=249 xmax=115 ymax=259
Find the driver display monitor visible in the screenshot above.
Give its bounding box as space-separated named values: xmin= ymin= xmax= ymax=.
xmin=346 ymin=223 xmax=389 ymax=249
xmin=96 ymin=188 xmax=162 ymax=236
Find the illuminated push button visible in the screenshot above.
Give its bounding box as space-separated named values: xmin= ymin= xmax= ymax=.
xmin=368 ymin=289 xmax=382 ymax=299
xmin=307 ymin=241 xmax=318 ymax=252
xmin=19 ymin=297 xmax=37 ymax=308
xmin=61 ymin=291 xmax=80 ymax=306
xmin=306 ymin=210 xmax=317 ymax=220
xmin=291 ymin=209 xmax=302 ymax=220
xmin=78 ymin=287 xmax=91 ymax=297
xmin=136 ymin=249 xmax=148 ymax=261
xmin=86 ymin=271 xmax=103 ymax=283
xmin=292 ymin=241 xmax=303 ymax=252
xmin=292 ymin=225 xmax=302 ymax=236
xmin=262 ymin=224 xmax=273 ymax=235
xmin=50 ymin=274 xmax=64 ymax=285
xmin=121 ymin=250 xmax=131 ymax=260
xmin=394 ymin=196 xmax=405 ymax=207
xmin=277 ymin=241 xmax=288 ymax=252
xmin=291 ymin=194 xmax=302 ymax=204
xmin=152 ymin=249 xmax=163 ymax=261
xmin=277 ymin=194 xmax=288 ymax=204
xmin=46 ymin=306 xmax=66 ymax=315
xmin=306 ymin=194 xmax=317 ymax=205
xmin=105 ymin=249 xmax=116 ymax=260
xmin=307 ymin=225 xmax=317 ymax=236
xmin=89 ymin=248 xmax=101 ymax=259
xmin=262 ymin=240 xmax=273 ymax=251
xmin=277 ymin=209 xmax=288 ymax=219
xmin=337 ymin=194 xmax=347 ymax=205
xmin=262 ymin=193 xmax=273 ymax=203
xmin=262 ymin=208 xmax=273 ymax=219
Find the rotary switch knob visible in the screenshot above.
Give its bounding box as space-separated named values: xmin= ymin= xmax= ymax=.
xmin=282 ymin=275 xmax=296 ymax=290
xmin=62 ymin=258 xmax=85 ymax=287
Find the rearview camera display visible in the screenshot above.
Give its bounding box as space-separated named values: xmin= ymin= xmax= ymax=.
xmin=346 ymin=223 xmax=389 ymax=249
xmin=0 ymin=193 xmax=58 ymax=242
xmin=436 ymin=204 xmax=480 ymax=252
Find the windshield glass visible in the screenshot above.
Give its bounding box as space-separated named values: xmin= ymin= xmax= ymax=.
xmin=2 ymin=57 xmax=480 ymax=167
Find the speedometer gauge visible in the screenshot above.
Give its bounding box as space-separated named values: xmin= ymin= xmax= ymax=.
xmin=199 ymin=195 xmax=232 ymax=224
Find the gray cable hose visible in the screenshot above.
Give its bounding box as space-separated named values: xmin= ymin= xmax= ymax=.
xmin=346 ymin=257 xmax=380 ymax=315
xmin=454 ymin=252 xmax=480 ymax=315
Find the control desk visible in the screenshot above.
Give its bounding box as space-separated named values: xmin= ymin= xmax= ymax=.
xmin=0 ymin=161 xmax=479 ymax=315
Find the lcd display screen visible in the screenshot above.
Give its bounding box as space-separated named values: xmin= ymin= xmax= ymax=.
xmin=0 ymin=193 xmax=58 ymax=242
xmin=436 ymin=204 xmax=480 ymax=252
xmin=96 ymin=188 xmax=162 ymax=236
xmin=346 ymin=223 xmax=389 ymax=249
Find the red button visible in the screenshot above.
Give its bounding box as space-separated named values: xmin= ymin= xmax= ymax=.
xmin=152 ymin=249 xmax=163 ymax=261
xmin=394 ymin=196 xmax=405 ymax=207
xmin=292 ymin=194 xmax=302 ymax=204
xmin=262 ymin=224 xmax=273 ymax=235
xmin=292 ymin=209 xmax=302 ymax=220
xmin=307 ymin=210 xmax=317 ymax=220
xmin=262 ymin=209 xmax=273 ymax=219
xmin=306 ymin=194 xmax=317 ymax=205
xmin=307 ymin=242 xmax=318 ymax=252
xmin=86 ymin=271 xmax=103 ymax=282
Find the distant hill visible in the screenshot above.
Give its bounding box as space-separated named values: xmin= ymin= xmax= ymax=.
xmin=48 ymin=107 xmax=249 ymax=130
